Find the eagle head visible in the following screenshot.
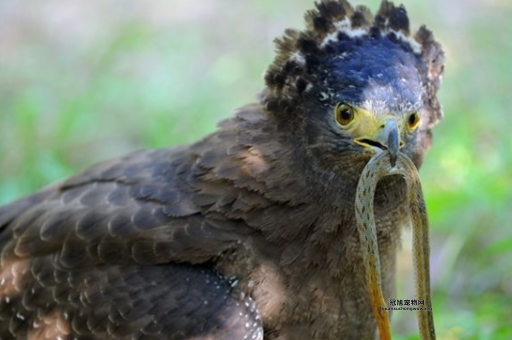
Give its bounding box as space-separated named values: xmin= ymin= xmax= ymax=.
xmin=262 ymin=0 xmax=445 ymax=177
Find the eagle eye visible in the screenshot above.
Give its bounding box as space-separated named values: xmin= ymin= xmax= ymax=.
xmin=335 ymin=103 xmax=355 ymax=126
xmin=407 ymin=112 xmax=420 ymax=130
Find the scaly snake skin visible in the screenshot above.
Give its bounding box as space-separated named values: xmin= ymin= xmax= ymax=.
xmin=355 ymin=151 xmax=436 ymax=340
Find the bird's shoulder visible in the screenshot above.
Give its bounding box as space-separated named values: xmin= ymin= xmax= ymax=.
xmin=0 ymin=132 xmax=254 ymax=266
xmin=0 ymin=103 xmax=315 ymax=268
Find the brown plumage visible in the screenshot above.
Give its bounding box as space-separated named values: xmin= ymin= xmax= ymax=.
xmin=0 ymin=1 xmax=444 ymax=339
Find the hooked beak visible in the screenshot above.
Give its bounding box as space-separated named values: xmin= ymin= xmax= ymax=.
xmin=354 ymin=119 xmax=401 ymax=166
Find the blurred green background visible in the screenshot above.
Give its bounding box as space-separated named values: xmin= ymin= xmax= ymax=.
xmin=1 ymin=0 xmax=511 ymax=339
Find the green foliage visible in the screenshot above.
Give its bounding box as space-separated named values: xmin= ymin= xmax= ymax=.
xmin=1 ymin=1 xmax=511 ymax=338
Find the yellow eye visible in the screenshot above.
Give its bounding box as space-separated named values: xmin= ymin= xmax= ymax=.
xmin=407 ymin=112 xmax=420 ymax=130
xmin=335 ymin=103 xmax=355 ymax=126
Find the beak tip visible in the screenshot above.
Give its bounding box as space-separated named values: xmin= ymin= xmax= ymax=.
xmin=386 ymin=124 xmax=399 ymax=166
xmin=389 ymin=152 xmax=398 ymax=167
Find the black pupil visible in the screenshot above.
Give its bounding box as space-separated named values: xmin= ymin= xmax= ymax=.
xmin=409 ymin=114 xmax=417 ymax=125
xmin=341 ymin=109 xmax=352 ymax=120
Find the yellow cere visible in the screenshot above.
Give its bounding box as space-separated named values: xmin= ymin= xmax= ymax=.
xmin=334 ymin=103 xmax=418 ymax=152
xmin=335 ymin=104 xmax=382 ymax=137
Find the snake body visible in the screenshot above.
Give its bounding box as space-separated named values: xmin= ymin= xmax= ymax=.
xmin=355 ymin=151 xmax=436 ymax=340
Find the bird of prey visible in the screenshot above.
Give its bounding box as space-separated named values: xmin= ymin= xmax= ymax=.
xmin=0 ymin=1 xmax=444 ymax=339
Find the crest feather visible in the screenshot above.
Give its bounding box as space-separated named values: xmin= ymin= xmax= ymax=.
xmin=263 ymin=0 xmax=445 ymax=127
xmin=415 ymin=25 xmax=445 ymax=127
xmin=267 ymin=0 xmax=425 ymax=88
xmin=376 ymin=1 xmax=410 ymax=34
